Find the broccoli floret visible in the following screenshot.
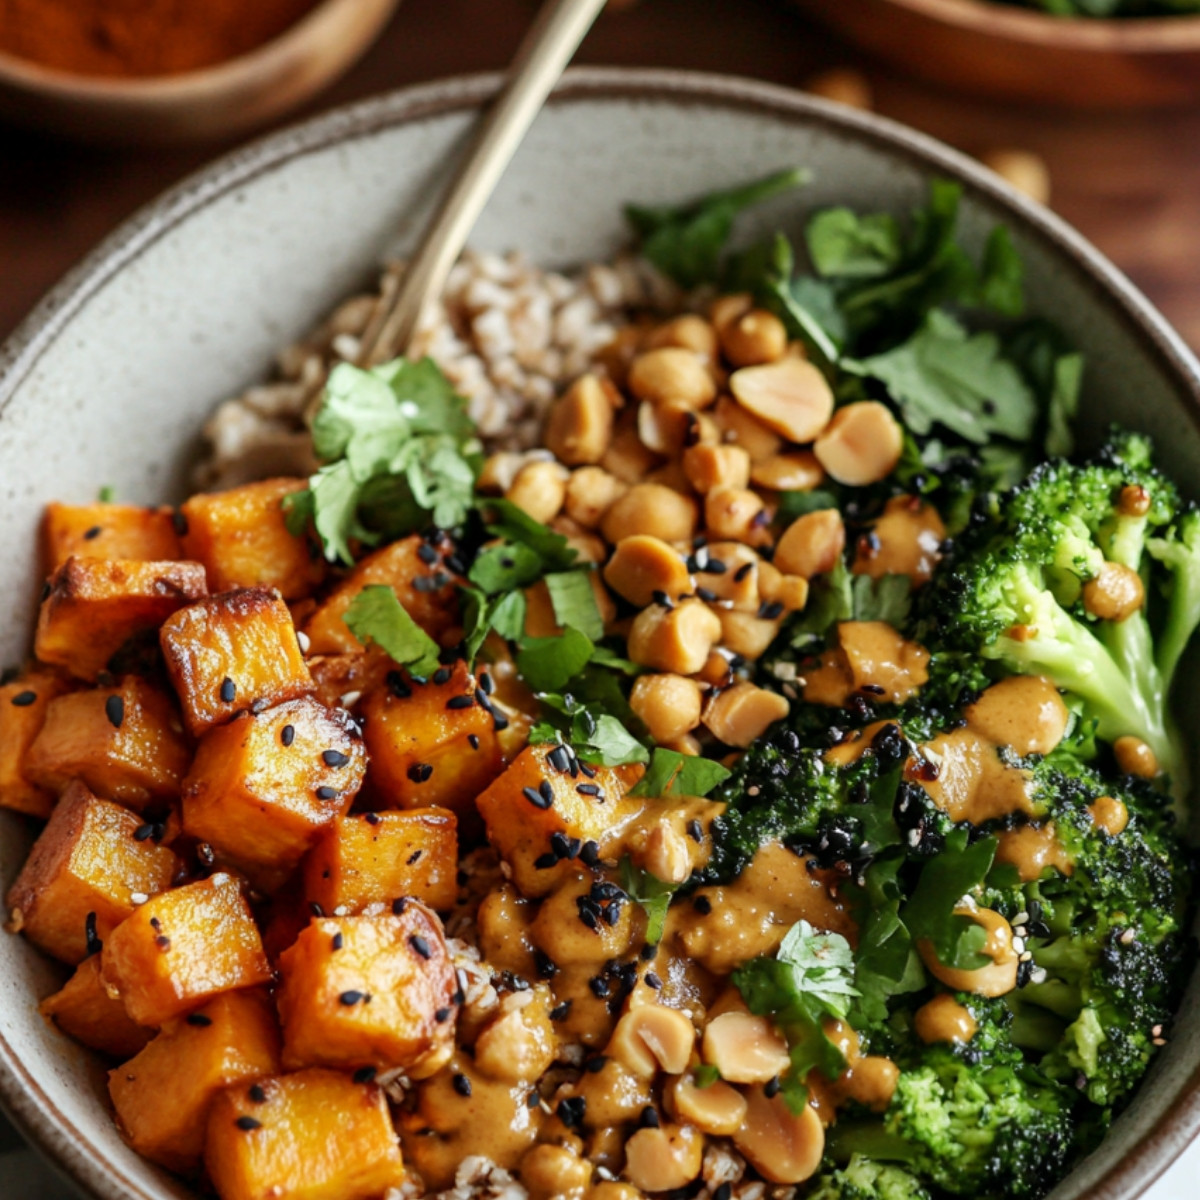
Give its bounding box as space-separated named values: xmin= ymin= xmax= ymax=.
xmin=805 ymin=1155 xmax=931 ymax=1200
xmin=832 ymin=1046 xmax=1074 ymax=1199
xmin=916 ymin=429 xmax=1200 ymax=798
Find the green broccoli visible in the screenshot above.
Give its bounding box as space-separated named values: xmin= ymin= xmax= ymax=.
xmin=915 ymin=429 xmax=1200 ymax=797
xmin=805 ymin=1155 xmax=931 ymax=1200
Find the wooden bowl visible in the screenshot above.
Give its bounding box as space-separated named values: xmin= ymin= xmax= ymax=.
xmin=0 ymin=0 xmax=401 ymax=145
xmin=791 ymin=0 xmax=1200 ymax=108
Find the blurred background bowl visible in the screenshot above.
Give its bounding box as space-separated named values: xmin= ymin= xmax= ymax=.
xmin=0 ymin=0 xmax=401 ymax=145
xmin=790 ymin=0 xmax=1200 ymax=108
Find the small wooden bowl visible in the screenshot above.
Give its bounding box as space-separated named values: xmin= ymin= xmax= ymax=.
xmin=0 ymin=0 xmax=401 ymax=144
xmin=791 ymin=0 xmax=1200 ymax=108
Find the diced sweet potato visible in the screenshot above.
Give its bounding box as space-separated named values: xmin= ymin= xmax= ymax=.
xmin=276 ymin=908 xmax=456 ymax=1075
xmin=307 ymin=648 xmax=392 ymax=710
xmin=108 ymin=989 xmax=281 ymax=1172
xmin=0 ymin=670 xmax=71 ymax=818
xmin=35 ymin=557 xmax=208 ymax=681
xmin=160 ymin=587 xmax=313 ymax=738
xmin=40 ymin=954 xmax=151 ymax=1059
xmin=6 ymin=781 xmax=179 ymax=964
xmin=180 ymin=478 xmax=324 ymax=601
xmin=26 ymin=676 xmax=191 ymax=810
xmin=43 ymin=502 xmax=182 ymax=571
xmin=102 ymin=873 xmax=271 ymax=1026
xmin=304 ymin=809 xmax=459 ymax=914
xmin=205 ymin=1068 xmax=405 ymax=1200
xmin=182 ymin=696 xmax=366 ymax=891
xmin=362 ymin=661 xmax=501 ymax=823
xmin=304 ymin=535 xmax=461 ymax=655
xmin=476 ymin=744 xmax=646 ymax=897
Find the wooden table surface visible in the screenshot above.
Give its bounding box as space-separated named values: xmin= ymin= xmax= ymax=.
xmin=3 ymin=0 xmax=1200 ymax=350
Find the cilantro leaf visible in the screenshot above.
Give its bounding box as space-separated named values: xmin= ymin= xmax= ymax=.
xmin=532 ymin=692 xmax=648 ymax=766
xmin=619 ymin=857 xmax=677 ymax=944
xmin=900 ymin=828 xmax=998 ymax=971
xmin=851 ymin=573 xmax=912 ymax=627
xmin=343 ymin=585 xmax=441 ymax=678
xmin=844 ymin=308 xmax=1038 ymax=445
xmin=807 ymin=207 xmax=902 ymax=280
xmin=972 ymin=226 xmax=1025 ymax=318
xmin=776 ymin=920 xmax=862 ymax=1015
xmin=460 ymin=588 xmax=526 ymax=662
xmin=626 ymin=167 xmax=810 ymax=289
xmin=481 ymin=498 xmax=577 ymax=571
xmin=628 ymin=749 xmax=731 ymax=798
xmin=517 ymin=628 xmax=595 ymax=693
xmin=1044 ymin=352 xmax=1083 ymax=458
xmin=545 ymin=570 xmax=605 ymax=641
xmin=468 ymin=542 xmax=544 ymax=594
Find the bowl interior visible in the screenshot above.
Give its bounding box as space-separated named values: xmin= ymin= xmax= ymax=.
xmin=1 ymin=68 xmax=1198 ymax=1200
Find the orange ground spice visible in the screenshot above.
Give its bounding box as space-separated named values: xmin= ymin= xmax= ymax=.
xmin=0 ymin=0 xmax=324 ymax=78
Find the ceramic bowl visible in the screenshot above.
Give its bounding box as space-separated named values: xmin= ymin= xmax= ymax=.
xmin=0 ymin=67 xmax=1198 ymax=1200
xmin=790 ymin=0 xmax=1200 ymax=109
xmin=0 ymin=0 xmax=401 ymax=145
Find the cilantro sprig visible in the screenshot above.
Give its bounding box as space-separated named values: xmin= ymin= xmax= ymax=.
xmin=342 ymin=584 xmax=441 ymax=678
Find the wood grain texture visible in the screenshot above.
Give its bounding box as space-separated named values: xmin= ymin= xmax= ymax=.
xmin=0 ymin=0 xmax=1197 ymax=348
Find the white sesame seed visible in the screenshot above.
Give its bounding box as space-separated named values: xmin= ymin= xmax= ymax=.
xmin=1153 ymin=1037 xmax=1168 ymax=1047
xmin=1014 ymin=925 xmax=1028 ymax=939
xmin=1013 ymin=911 xmax=1030 ymax=926
xmin=1012 ymin=936 xmax=1026 ymax=955
xmin=1019 ymin=951 xmax=1033 ymax=962
xmin=1152 ymin=1024 xmax=1163 ymax=1037
xmin=296 ymin=631 xmax=311 ymax=653
xmin=596 ymin=1168 xmax=616 ymax=1182
xmin=907 ymin=829 xmax=922 ymax=847
xmin=130 ymin=892 xmax=149 ymax=906
xmin=1121 ymin=928 xmax=1136 ymax=945
xmin=339 ymin=690 xmax=362 ymax=707
xmin=1030 ymin=967 xmax=1047 ymax=984
xmin=333 ymin=905 xmax=349 ymax=917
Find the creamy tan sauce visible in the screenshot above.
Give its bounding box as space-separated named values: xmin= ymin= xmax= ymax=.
xmin=852 ymin=496 xmax=946 ymax=585
xmin=803 ymin=621 xmax=930 ymax=707
xmin=995 ymin=822 xmax=1074 ymax=882
xmin=914 ymin=994 xmax=978 ymax=1045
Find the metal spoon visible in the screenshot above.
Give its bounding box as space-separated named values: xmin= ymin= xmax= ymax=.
xmin=357 ymin=0 xmax=608 ymax=367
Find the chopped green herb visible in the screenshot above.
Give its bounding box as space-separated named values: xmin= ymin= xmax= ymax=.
xmin=619 ymin=857 xmax=678 ymax=945
xmin=516 ymin=629 xmax=595 ymax=693
xmin=628 ymin=749 xmax=731 ymax=798
xmin=343 ymin=585 xmax=441 ymax=679
xmin=545 ymin=570 xmax=605 ymax=641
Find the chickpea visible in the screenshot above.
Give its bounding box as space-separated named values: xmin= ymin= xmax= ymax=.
xmin=704 ymin=488 xmax=771 ymax=546
xmin=645 ymin=458 xmax=694 ymax=495
xmin=697 ymin=649 xmax=736 ymax=687
xmin=521 ymin=1144 xmax=592 ymax=1200
xmin=637 ymin=399 xmax=697 ymax=456
xmin=627 ymin=600 xmax=722 ymax=675
xmin=717 ymin=609 xmax=781 ymax=660
xmin=545 ymin=374 xmax=616 ymax=465
xmin=757 ymin=562 xmax=809 ymax=614
xmin=588 ymin=1185 xmax=642 ymax=1200
xmin=750 ymin=450 xmax=825 ymax=493
xmin=681 ymin=444 xmax=752 ymax=494
xmin=603 ymin=423 xmax=662 ymax=484
xmin=627 ymin=348 xmax=717 ymax=411
xmin=576 ymin=1058 xmax=653 ymax=1126
xmin=696 ymin=541 xmax=761 ymax=611
xmin=566 ymin=466 xmax=627 ymax=529
xmin=1114 ymin=735 xmax=1158 ymax=779
xmin=479 ymin=450 xmax=545 ymax=494
xmin=1089 ymin=796 xmax=1130 ymax=837
xmin=661 ymin=732 xmax=702 ymax=757
xmin=719 ymin=308 xmax=789 ymax=367
xmin=714 ymin=394 xmax=784 ymax=463
xmin=733 ymin=1087 xmax=825 ymax=1184
xmin=551 ymin=516 xmax=608 ymax=564
xmin=813 ymin=401 xmax=903 ymax=486
xmin=806 ymin=66 xmax=873 ymax=110
xmin=604 ymin=536 xmax=692 ymax=608
xmin=774 ymin=509 xmax=845 ymax=579
xmin=918 ymin=904 xmax=1019 ymax=997
xmin=702 ymin=1011 xmax=791 ymax=1083
xmin=702 ymin=682 xmax=790 ymax=748
xmin=474 ymin=992 xmax=557 ymax=1083
xmin=665 ymin=1073 xmax=748 ymax=1137
xmin=708 ymin=292 xmax=754 ymax=335
xmin=981 ymin=148 xmax=1051 ymax=206
xmin=630 ymin=673 xmax=703 ymax=743
xmin=1118 ymin=484 xmax=1152 ymax=517
xmin=643 ymin=314 xmax=720 ymax=361
xmin=506 ymin=460 xmax=569 ymax=524
xmin=608 ymin=1005 xmax=698 ymax=1077
xmin=729 ymin=358 xmax=834 ymax=443
xmin=532 ymin=876 xmax=637 ymax=966
xmin=601 ymin=484 xmax=698 ymax=544
xmin=643 ymin=822 xmax=692 ymax=884
xmin=1082 ymin=561 xmax=1144 ymax=622
xmin=623 ymin=1123 xmax=704 ymax=1193
xmin=593 ymin=324 xmax=644 ymax=390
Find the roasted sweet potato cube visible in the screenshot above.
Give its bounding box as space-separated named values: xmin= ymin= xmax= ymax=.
xmin=205 ymin=1068 xmax=405 ymax=1200
xmin=476 ymin=744 xmax=646 ymax=897
xmin=0 ymin=670 xmax=71 ymax=818
xmin=276 ymin=908 xmax=456 ymax=1074
xmin=304 ymin=809 xmax=459 ymax=914
xmin=43 ymin=502 xmax=182 ymax=570
xmin=362 ymin=660 xmax=501 ymax=821
xmin=6 ymin=781 xmax=179 ymax=963
xmin=102 ymin=873 xmax=271 ymax=1026
xmin=35 ymin=557 xmax=208 ymax=681
xmin=108 ymin=989 xmax=281 ymax=1172
xmin=304 ymin=535 xmax=461 ymax=655
xmin=26 ymin=676 xmax=191 ymax=810
xmin=182 ymin=696 xmax=366 ymax=890
xmin=160 ymin=587 xmax=313 ymax=737
xmin=40 ymin=954 xmax=151 ymax=1059
xmin=180 ymin=478 xmax=324 ymax=601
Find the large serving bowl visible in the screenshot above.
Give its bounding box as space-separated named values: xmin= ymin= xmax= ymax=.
xmin=0 ymin=67 xmax=1198 ymax=1200
xmin=790 ymin=0 xmax=1200 ymax=109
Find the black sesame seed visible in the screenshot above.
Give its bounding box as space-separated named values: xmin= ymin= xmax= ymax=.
xmin=576 ymin=783 xmax=600 ymax=797
xmin=104 ymin=694 xmax=124 ymax=729
xmin=155 ymin=935 xmax=171 ymax=950
xmin=764 ymin=1075 xmax=781 ymax=1098
xmin=392 ymin=897 xmax=410 ymax=915
xmin=714 ymin=1185 xmax=733 ymax=1200
xmin=364 ymin=812 xmax=381 ymax=826
xmin=219 ymin=677 xmax=236 ymax=703
xmin=197 ymin=842 xmax=215 ymax=867
xmin=316 ymin=786 xmax=338 ymax=801
xmin=185 ymin=1013 xmax=212 ymax=1027
xmin=733 ymin=561 xmax=754 ymax=582
xmin=492 ymin=712 xmax=510 ymax=732
xmin=280 ymin=724 xmax=295 ymax=747
xmin=406 ymin=849 xmax=423 ymax=866
xmin=549 ymin=1001 xmax=571 ymax=1022
xmin=331 ymin=933 xmax=344 ymax=951
xmin=468 ymin=734 xmax=481 ymax=750
xmin=696 ymin=587 xmax=718 ymax=603
xmin=479 ymin=671 xmax=495 ymax=695
xmin=309 ymin=902 xmax=326 ymax=917
xmin=535 ymin=949 xmax=559 ymax=979
xmin=353 ymin=1066 xmax=377 ymax=1084
xmin=435 ymin=1007 xmax=452 ymax=1023
xmin=82 ymin=525 xmax=102 ymax=541
xmin=588 ymin=975 xmax=609 ymax=998
xmin=687 ymin=819 xmax=704 ymax=843
xmin=452 ymin=1073 xmax=473 ymax=1097
xmin=235 ymin=1116 xmax=262 ymax=1132
xmin=579 ymin=762 xmax=597 ymax=778
xmin=10 ymin=690 xmax=36 ymax=708
xmin=693 ymin=895 xmax=712 ymax=915
xmin=547 ymin=745 xmax=571 ymax=774
xmin=417 ymin=544 xmax=439 ymax=565
xmin=527 ymin=1090 xmax=541 ymax=1109
xmin=248 ymin=1083 xmax=267 ymax=1103
xmin=387 ymin=671 xmax=412 ymax=699
xmin=701 ymin=558 xmax=728 ymax=575
xmin=433 ymin=667 xmax=452 ymax=685
xmin=639 ymin=1106 xmax=660 ymax=1129
xmin=83 ymin=911 xmax=103 ymax=957
xmin=758 ymin=600 xmax=785 ymax=620
xmin=534 ymin=852 xmax=559 ymax=870
xmin=640 ymin=941 xmax=658 ymax=961
xmin=522 ymin=785 xmax=552 ymax=810
xmin=447 ymin=695 xmax=474 ymax=710
xmin=584 ymin=1055 xmax=607 ymax=1074
xmin=579 ymin=840 xmax=601 ymax=866
xmin=645 ymin=972 xmax=663 ymax=990
xmin=556 ymin=1097 xmax=586 ymax=1129
xmin=408 ymin=762 xmax=434 ymax=783
xmin=339 ymin=991 xmax=364 ymax=1006
xmin=651 ymin=589 xmax=674 ymax=610
xmin=172 ymin=510 xmax=188 ymax=536
xmin=322 ymin=749 xmax=350 ymax=768
xmin=410 ymin=935 xmax=432 ymax=960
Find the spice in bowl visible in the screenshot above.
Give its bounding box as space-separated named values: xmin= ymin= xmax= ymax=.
xmin=0 ymin=0 xmax=325 ymax=78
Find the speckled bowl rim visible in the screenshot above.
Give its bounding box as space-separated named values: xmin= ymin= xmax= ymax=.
xmin=1 ymin=66 xmax=1199 ymax=1200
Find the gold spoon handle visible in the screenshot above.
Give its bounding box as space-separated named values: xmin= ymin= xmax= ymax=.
xmin=358 ymin=0 xmax=608 ymax=367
